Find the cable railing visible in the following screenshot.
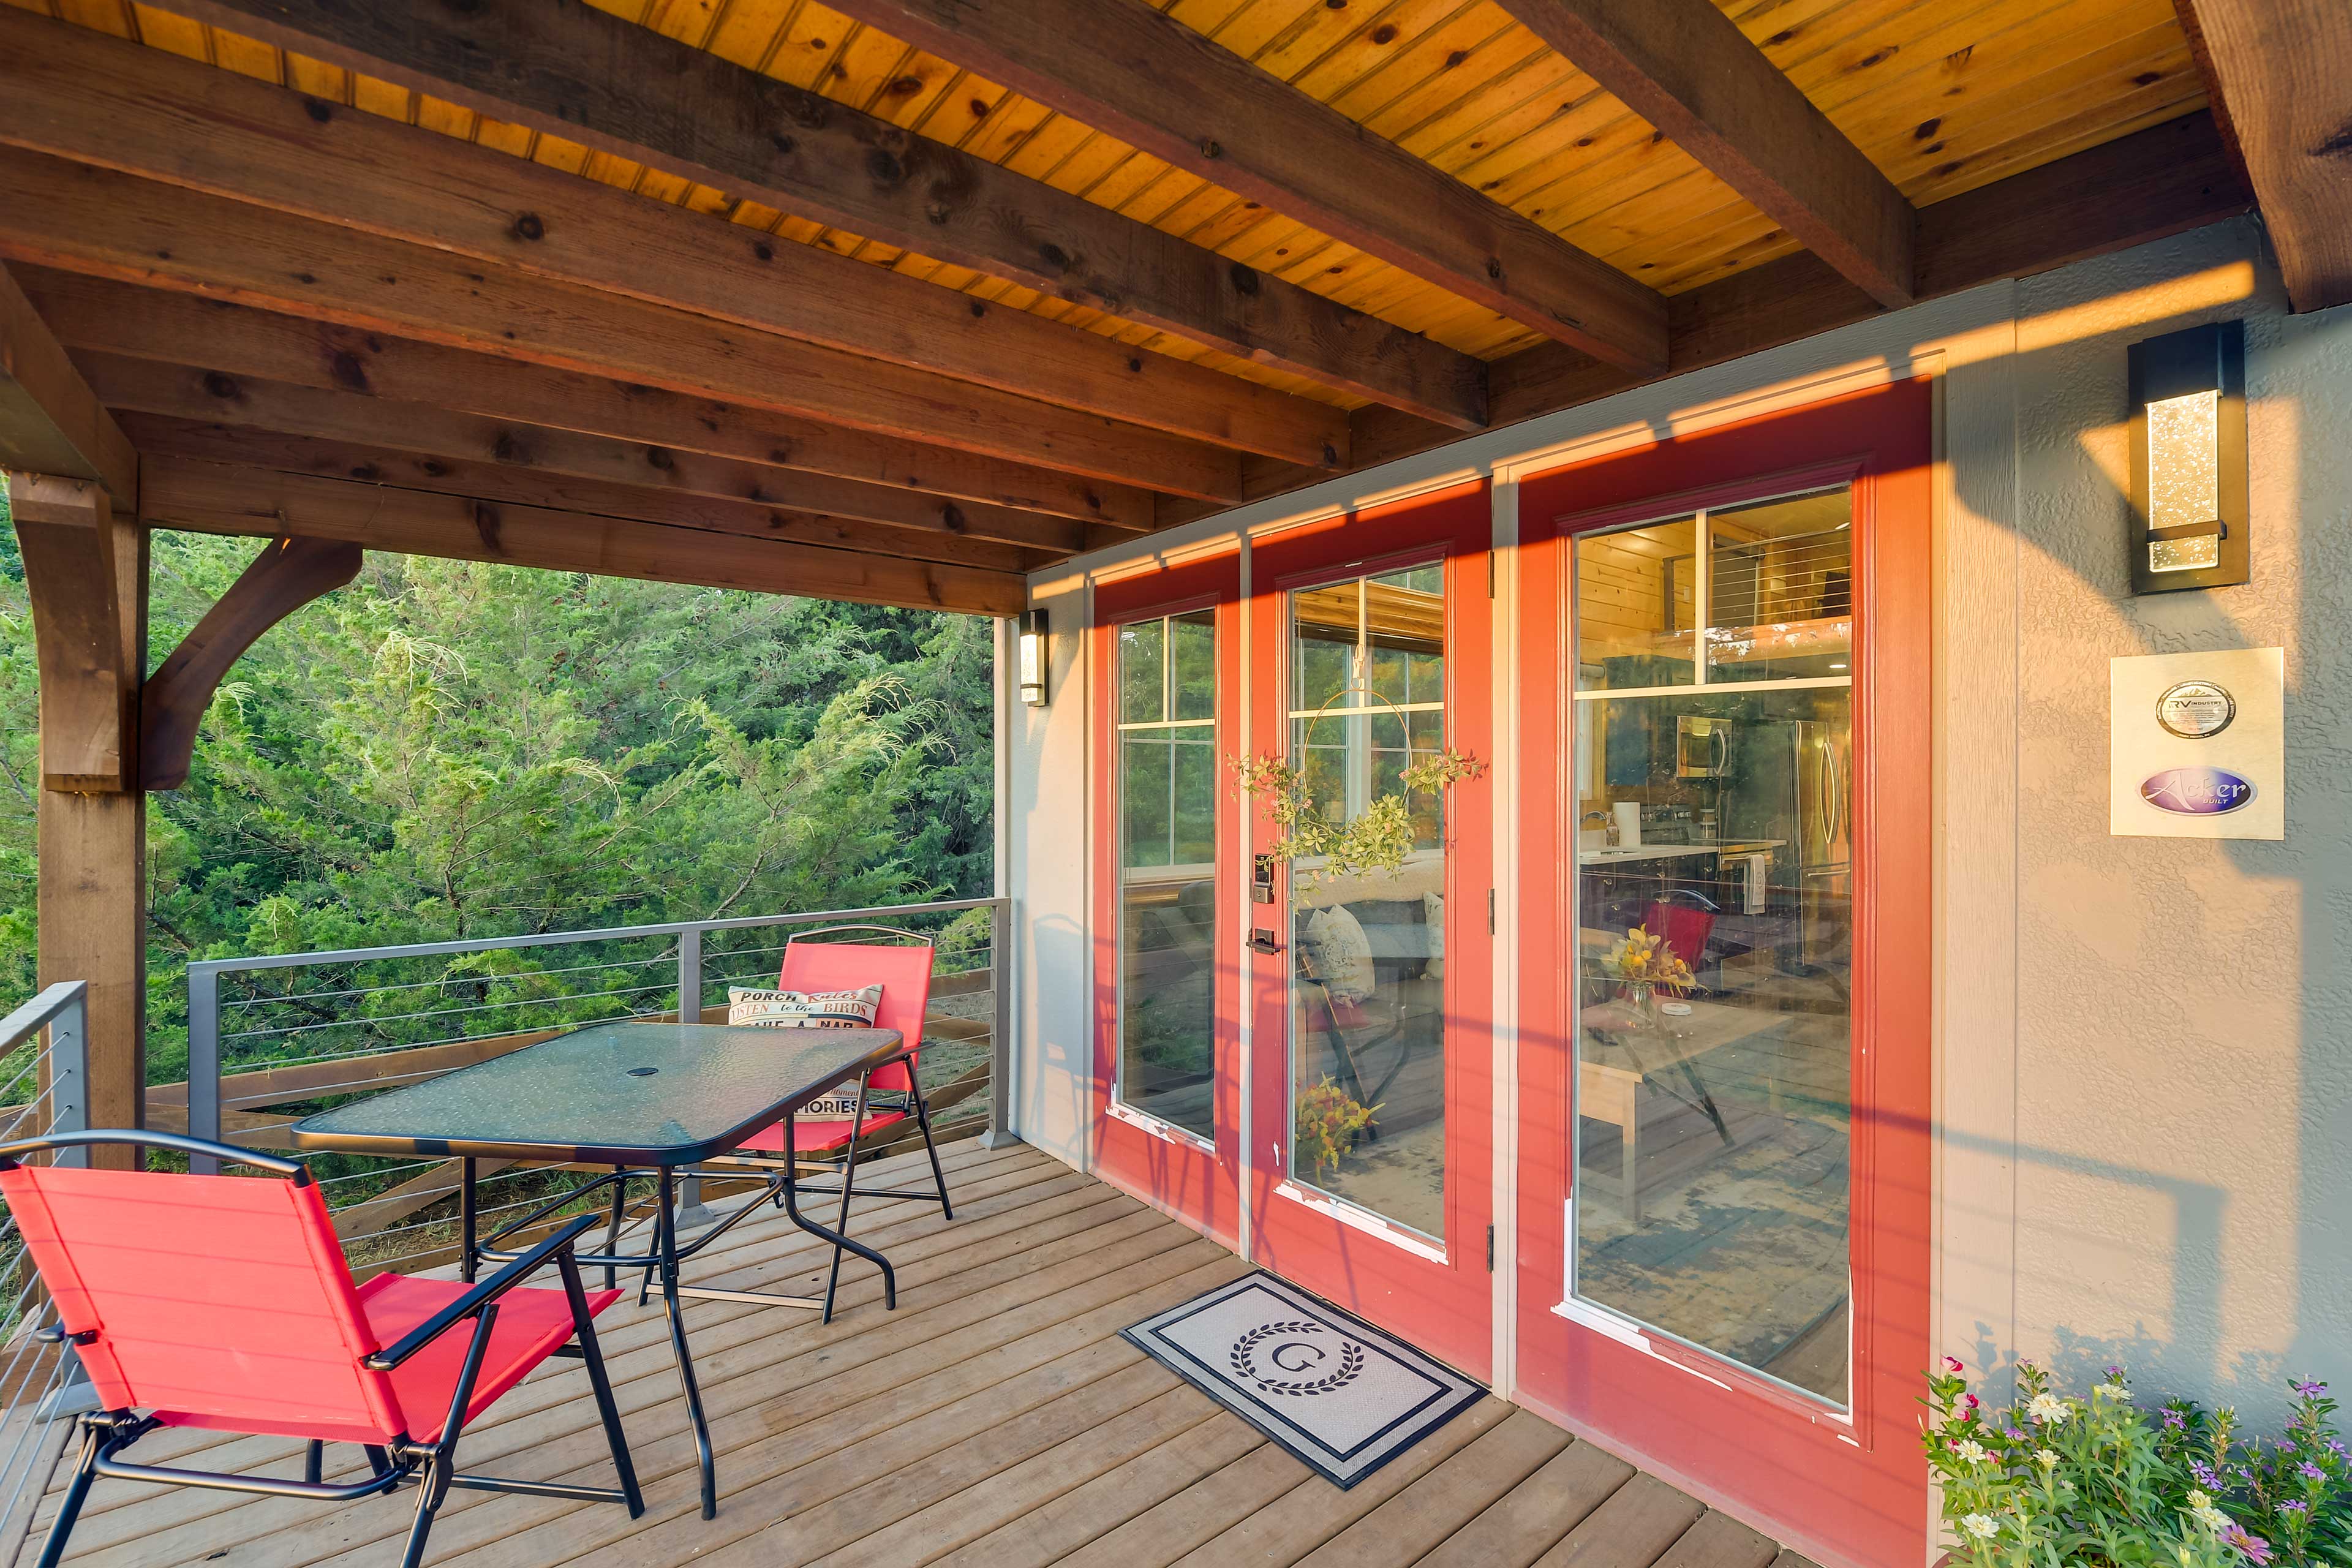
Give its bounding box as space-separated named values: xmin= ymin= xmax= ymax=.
xmin=0 ymin=982 xmax=92 ymax=1568
xmin=175 ymin=898 xmax=1014 ymax=1280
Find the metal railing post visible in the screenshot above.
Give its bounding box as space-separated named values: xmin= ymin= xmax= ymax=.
xmin=673 ymin=927 xmax=710 ymax=1227
xmin=46 ymin=986 xmax=89 ymax=1170
xmin=186 ymin=964 xmax=222 ymax=1174
xmin=979 ymin=898 xmax=1019 ymax=1148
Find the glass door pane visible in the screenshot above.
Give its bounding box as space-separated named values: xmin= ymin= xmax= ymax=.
xmin=1285 ymin=565 xmax=1447 ymax=1239
xmin=1570 ymin=488 xmax=1856 ymax=1406
xmin=1115 ymin=610 xmax=1218 ymax=1141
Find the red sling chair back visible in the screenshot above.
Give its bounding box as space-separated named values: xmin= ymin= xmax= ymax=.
xmin=713 ymin=926 xmax=952 ymax=1320
xmin=2 ymin=1132 xmax=641 ymax=1568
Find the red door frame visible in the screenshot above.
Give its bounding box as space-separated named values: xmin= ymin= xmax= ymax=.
xmin=1245 ymin=480 xmax=1496 ymax=1380
xmin=1088 ymin=554 xmax=1245 ymax=1248
xmin=1512 ymin=379 xmax=1934 ymax=1568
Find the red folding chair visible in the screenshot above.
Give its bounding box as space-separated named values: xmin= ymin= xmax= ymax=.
xmin=705 ymin=925 xmax=952 ymax=1319
xmin=2 ymin=1131 xmax=642 ymax=1568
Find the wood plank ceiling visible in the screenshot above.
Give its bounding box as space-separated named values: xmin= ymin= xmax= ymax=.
xmin=0 ymin=0 xmax=2257 ymax=615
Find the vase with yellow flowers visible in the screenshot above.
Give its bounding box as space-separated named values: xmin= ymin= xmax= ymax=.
xmin=1600 ymin=925 xmax=1702 ymax=1027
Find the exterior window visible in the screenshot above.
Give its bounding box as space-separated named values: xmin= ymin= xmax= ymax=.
xmin=1570 ymin=486 xmax=1855 ymax=1406
xmin=1286 ymin=565 xmax=1447 ymax=1240
xmin=1115 ymin=611 xmax=1218 ymax=1141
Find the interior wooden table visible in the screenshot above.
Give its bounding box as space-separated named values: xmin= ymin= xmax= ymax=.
xmin=292 ymin=1019 xmax=908 ymax=1521
xmin=1576 ymin=995 xmax=1785 ymax=1223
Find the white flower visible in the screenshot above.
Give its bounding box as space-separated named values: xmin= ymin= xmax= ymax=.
xmin=1959 ymin=1514 xmax=2000 ymax=1541
xmin=2027 ymin=1392 xmax=2071 ymax=1424
xmin=2187 ymin=1491 xmax=2232 ymax=1532
xmin=1954 ymin=1439 xmax=1990 ymax=1466
xmin=2034 ymin=1448 xmax=2060 ymax=1468
xmin=2094 ymin=1381 xmax=2131 ymax=1403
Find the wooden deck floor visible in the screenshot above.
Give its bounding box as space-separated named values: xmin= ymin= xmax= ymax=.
xmin=33 ymin=1140 xmax=1808 ymax=1568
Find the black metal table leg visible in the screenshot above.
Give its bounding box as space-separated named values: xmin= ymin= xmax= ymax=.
xmin=777 ymin=1109 xmax=896 ymax=1315
xmin=657 ymin=1166 xmax=717 ymax=1520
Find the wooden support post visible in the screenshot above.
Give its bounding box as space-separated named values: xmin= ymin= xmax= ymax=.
xmin=8 ymin=472 xmax=146 ymax=1165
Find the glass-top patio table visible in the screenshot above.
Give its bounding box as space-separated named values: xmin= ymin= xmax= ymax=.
xmin=291 ymin=1019 xmax=910 ymax=1520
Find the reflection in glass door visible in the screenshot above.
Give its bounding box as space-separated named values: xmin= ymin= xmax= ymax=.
xmin=1285 ymin=565 xmax=1449 ymax=1240
xmin=1570 ymin=486 xmax=1856 ymax=1405
xmin=1115 ymin=611 xmax=1219 ymax=1142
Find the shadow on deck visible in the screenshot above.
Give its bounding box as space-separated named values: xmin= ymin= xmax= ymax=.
xmin=29 ymin=1140 xmax=1811 ymax=1568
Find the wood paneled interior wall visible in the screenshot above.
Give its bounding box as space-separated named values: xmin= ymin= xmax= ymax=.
xmin=1 ymin=0 xmax=2208 ymax=409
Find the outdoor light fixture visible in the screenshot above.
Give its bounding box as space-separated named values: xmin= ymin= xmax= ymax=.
xmin=1018 ymin=608 xmax=1050 ymax=706
xmin=2127 ymin=318 xmax=2247 ymax=594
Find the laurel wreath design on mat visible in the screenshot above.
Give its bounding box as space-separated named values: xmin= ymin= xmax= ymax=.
xmin=1229 ymin=1321 xmax=1366 ymax=1396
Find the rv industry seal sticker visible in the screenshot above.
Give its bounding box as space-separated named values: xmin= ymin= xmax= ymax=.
xmin=2156 ymin=679 xmax=2236 ymax=739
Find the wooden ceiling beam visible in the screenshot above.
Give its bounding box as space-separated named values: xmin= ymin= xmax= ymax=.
xmin=0 ymin=6 xmax=1354 ymax=469
xmin=138 ymin=456 xmax=1030 ymax=619
xmin=0 ymin=260 xmax=135 ymax=507
xmin=0 ymin=149 xmax=1248 ymax=502
xmin=1504 ymin=0 xmax=1914 ymax=308
xmin=1164 ymin=111 xmax=2256 ymax=526
xmin=82 ymin=353 xmax=1092 ymax=556
xmin=17 ymin=268 xmax=1155 ymax=532
xmin=2177 ymin=0 xmax=2352 ymax=312
xmin=144 ymin=0 xmax=1489 ymax=432
xmin=121 ymin=415 xmax=1055 ymax=576
xmin=823 ymin=0 xmax=1665 ymax=374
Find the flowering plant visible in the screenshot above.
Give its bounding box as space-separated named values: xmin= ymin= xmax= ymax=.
xmin=1925 ymin=1360 xmax=2352 ymax=1566
xmin=1603 ymin=925 xmax=1700 ymax=994
xmin=1234 ymin=747 xmax=1483 ymax=886
xmin=1293 ymin=1078 xmax=1379 ymax=1181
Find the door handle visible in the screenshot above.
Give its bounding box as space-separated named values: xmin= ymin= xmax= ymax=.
xmin=1247 ymin=929 xmax=1284 ymax=955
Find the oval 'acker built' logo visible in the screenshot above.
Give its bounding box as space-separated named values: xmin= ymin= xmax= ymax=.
xmin=2139 ymin=766 xmax=2256 ymax=816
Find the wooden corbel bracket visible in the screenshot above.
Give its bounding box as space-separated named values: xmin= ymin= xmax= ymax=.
xmin=138 ymin=533 xmax=363 ymax=790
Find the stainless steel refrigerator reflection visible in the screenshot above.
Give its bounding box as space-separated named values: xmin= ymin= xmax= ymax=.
xmin=1720 ymin=720 xmax=1851 ymax=968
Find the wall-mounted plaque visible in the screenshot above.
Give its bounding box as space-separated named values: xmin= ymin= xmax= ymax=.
xmin=2111 ymin=649 xmax=2283 ymax=840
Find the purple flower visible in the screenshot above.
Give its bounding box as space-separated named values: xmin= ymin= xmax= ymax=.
xmin=2279 ymin=1499 xmax=2309 ymax=1515
xmin=2106 ymin=1365 xmax=2124 ymax=1379
xmin=2007 ymin=1427 xmax=2029 ymax=1441
xmin=2299 ymin=1462 xmax=2326 ymax=1483
xmin=2327 ymin=1439 xmax=2347 ymax=1457
xmin=2193 ymin=1461 xmax=2222 ymax=1488
xmin=2224 ymin=1526 xmax=2275 ymax=1565
xmin=2294 ymin=1379 xmax=2328 ymax=1399
xmin=2279 ymin=1441 xmax=2297 ymax=1455
xmin=2163 ymin=1409 xmax=2187 ymax=1430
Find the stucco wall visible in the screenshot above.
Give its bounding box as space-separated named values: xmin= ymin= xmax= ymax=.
xmin=2002 ymin=225 xmax=2352 ymax=1427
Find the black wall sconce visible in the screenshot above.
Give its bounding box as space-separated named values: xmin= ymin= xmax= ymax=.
xmin=2127 ymin=318 xmax=2247 ymax=594
xmin=1017 ymin=608 xmax=1050 ymax=706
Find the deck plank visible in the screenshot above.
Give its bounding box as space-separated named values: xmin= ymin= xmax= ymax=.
xmin=31 ymin=1144 xmax=1803 ymax=1568
xmin=1529 ymin=1474 xmax=1708 ymax=1568
xmin=1294 ymin=1409 xmax=1574 ymax=1568
xmin=933 ymin=1409 xmax=1267 ymax=1568
xmin=1412 ymin=1438 xmax=1638 ymax=1568
xmin=1164 ymin=1397 xmax=1516 ymax=1567
xmin=1648 ymin=1512 xmax=1782 ymax=1568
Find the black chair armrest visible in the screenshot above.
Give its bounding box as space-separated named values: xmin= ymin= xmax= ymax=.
xmin=363 ymin=1213 xmax=600 ymax=1370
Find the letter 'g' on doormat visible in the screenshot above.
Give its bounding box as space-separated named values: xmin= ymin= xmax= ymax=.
xmin=1121 ymin=1270 xmax=1483 ymax=1488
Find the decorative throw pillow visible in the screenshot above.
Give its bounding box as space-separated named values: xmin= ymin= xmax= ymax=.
xmin=1305 ymin=905 xmax=1376 ymax=1005
xmin=727 ymin=983 xmax=883 ymax=1030
xmin=728 ymin=984 xmax=886 ymax=1118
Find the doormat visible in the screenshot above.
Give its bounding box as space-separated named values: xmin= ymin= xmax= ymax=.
xmin=1121 ymin=1270 xmax=1483 ymax=1489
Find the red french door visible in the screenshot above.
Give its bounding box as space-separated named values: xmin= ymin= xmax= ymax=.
xmin=1244 ymin=482 xmax=1495 ymax=1380
xmin=1088 ymin=554 xmax=1245 ymax=1247
xmin=1512 ymin=379 xmax=1933 ymax=1568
